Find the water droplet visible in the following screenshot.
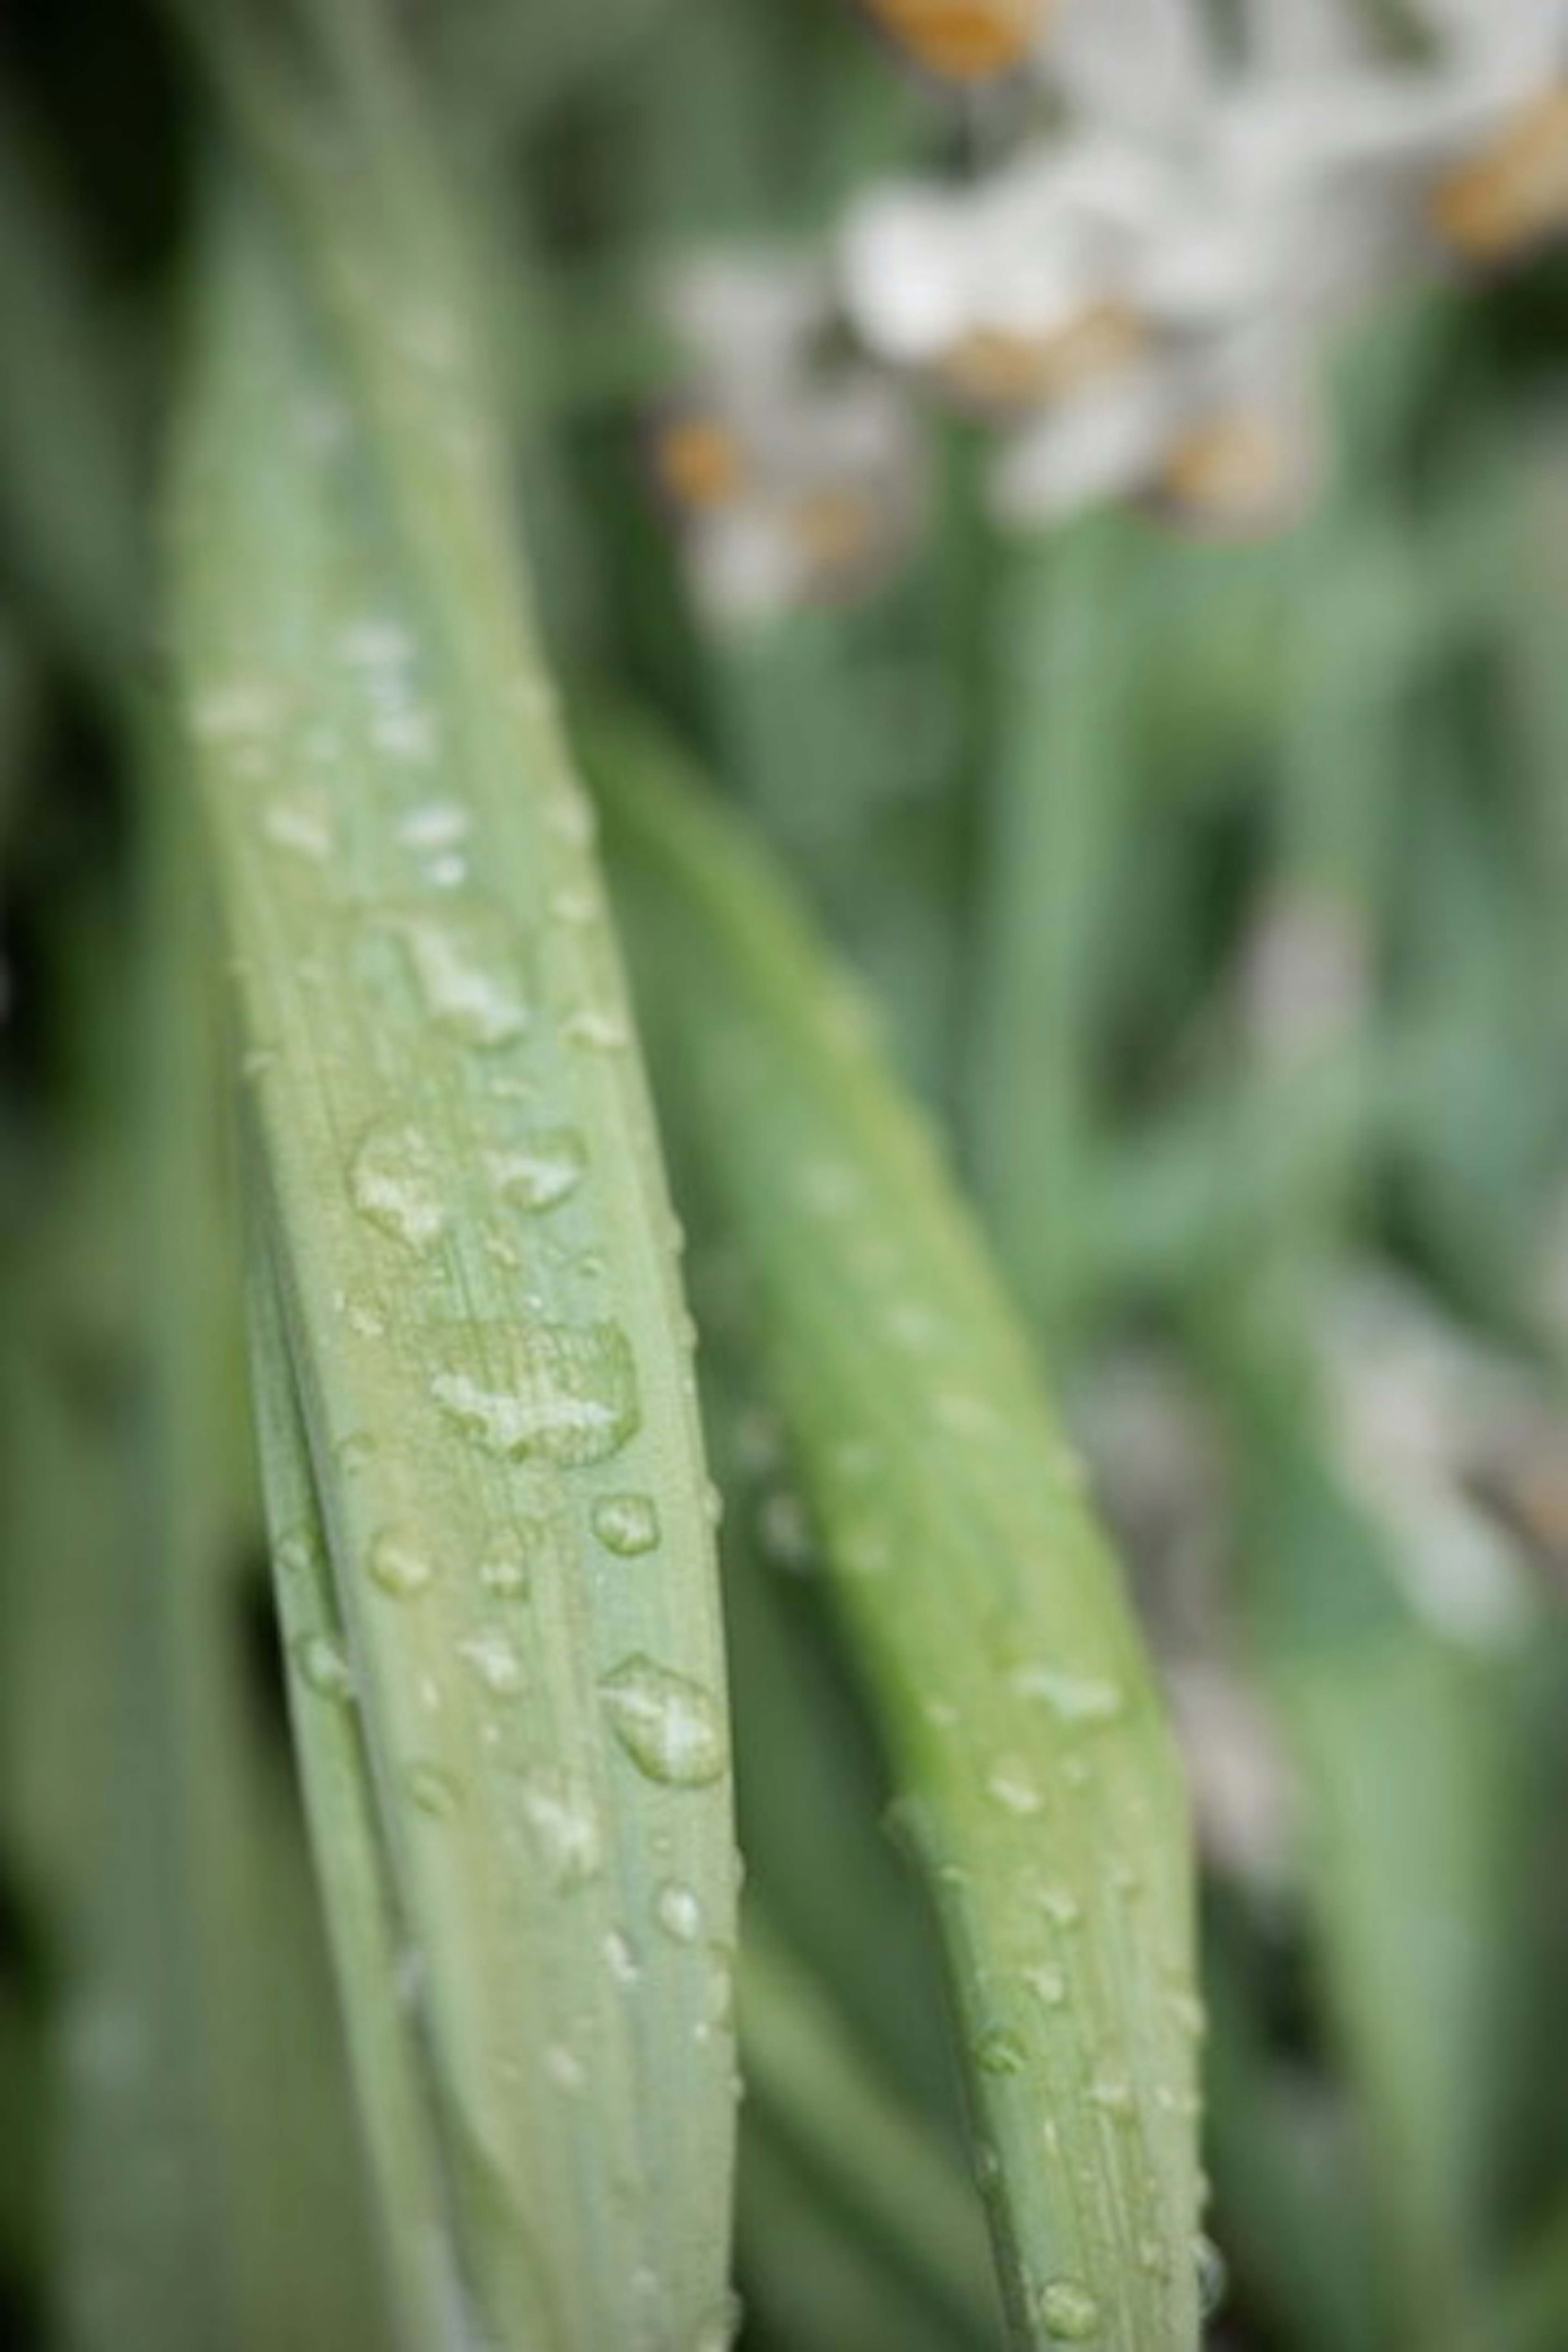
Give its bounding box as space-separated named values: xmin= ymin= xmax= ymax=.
xmin=1011 ymin=1665 xmax=1125 ymax=1726
xmin=406 ymin=1762 xmax=460 ymax=1818
xmin=1022 ymin=1964 xmax=1067 ymax=2011
xmin=691 ymin=2290 xmax=743 ymax=2352
xmin=274 ymin=1528 xmax=321 ymax=1581
xmin=397 ymin=800 xmax=470 ymax=854
xmin=986 ymin=1762 xmax=1045 ymax=1816
xmin=1087 ymin=2079 xmax=1135 ymax=2121
xmin=976 ymin=2026 xmax=1027 ymax=2077
xmin=368 ymin=1527 xmax=437 ymax=1599
xmin=520 ymin=1772 xmax=602 ymax=1888
xmin=1039 ymin=1888 xmax=1083 ymax=1930
xmin=192 ymin=678 xmax=285 ymax=744
xmin=1167 ymin=1988 xmax=1207 ymax=2042
xmin=592 ymin=1492 xmax=661 ymax=1557
xmin=600 ymin=1656 xmax=727 ymax=1788
xmin=654 ymin=1880 xmax=703 ymax=1944
xmin=350 ymin=1122 xmax=447 ymax=1253
xmin=294 ymin=1631 xmax=354 ymax=1701
xmin=488 ymin=1128 xmax=587 ymax=1213
xmin=1194 ymin=2234 xmax=1227 ymax=2320
xmin=1034 ymin=2278 xmax=1102 ymax=2341
xmin=457 ymin=1631 xmax=524 ymax=1695
xmin=394 ymin=904 xmax=528 ymax=1047
xmin=548 ymin=885 xmax=596 ymax=927
xmin=756 ymin=1489 xmax=813 ymax=1570
xmin=564 ymin=1007 xmax=629 ymax=1053
xmin=432 ymin=1320 xmax=639 ymax=1466
xmin=479 ymin=1546 xmax=531 ymax=1600
xmin=545 ymin=2041 xmax=586 ymax=2094
xmin=603 ymin=1929 xmax=641 ymax=1987
xmin=372 ymin=704 xmax=440 ymax=764
xmin=333 ymin=1429 xmax=379 ymax=1474
xmin=334 ymin=1286 xmax=388 ymax=1339
xmin=260 ymin=793 xmax=335 ymax=862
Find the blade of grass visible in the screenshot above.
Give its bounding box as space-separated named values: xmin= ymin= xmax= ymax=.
xmin=166 ymin=40 xmax=737 ymax=2341
xmin=593 ymin=710 xmax=1204 ymax=2350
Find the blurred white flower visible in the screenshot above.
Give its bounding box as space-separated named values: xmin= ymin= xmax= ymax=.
xmin=657 ymin=2 xmax=1568 ymax=598
xmin=652 ymin=251 xmax=922 ymax=625
xmin=836 ymin=0 xmax=1568 ymax=530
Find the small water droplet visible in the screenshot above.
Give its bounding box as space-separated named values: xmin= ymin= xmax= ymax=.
xmin=406 ymin=1762 xmax=460 ymax=1818
xmin=457 ymin=1630 xmax=524 ymax=1695
xmin=603 ymin=1929 xmax=641 ymax=1987
xmin=394 ymin=903 xmax=528 ymax=1047
xmin=1167 ymin=1988 xmax=1207 ymax=2042
xmin=1034 ymin=2278 xmax=1102 ymax=2341
xmin=368 ymin=1526 xmax=437 ymax=1599
xmin=548 ymin=884 xmax=596 ymax=927
xmin=432 ymin=1319 xmax=639 ymax=1466
xmin=592 ymin=1492 xmax=662 ymax=1557
xmin=691 ymin=2289 xmax=743 ymax=2352
xmin=479 ymin=1546 xmax=531 ymax=1600
xmin=545 ymin=2041 xmax=586 ymax=2095
xmin=260 ymin=793 xmax=335 ymax=862
xmin=520 ymin=1773 xmax=602 ymax=1888
xmin=293 ymin=1631 xmax=355 ymax=1701
xmin=976 ymin=2026 xmax=1027 ymax=2077
xmin=488 ymin=1128 xmax=587 ymax=1212
xmin=1194 ymin=2234 xmax=1227 ymax=2320
xmin=1022 ymin=1964 xmax=1067 ymax=2011
xmin=756 ymin=1489 xmax=813 ymax=1570
xmin=1039 ymin=1888 xmax=1083 ymax=1930
xmin=396 ymin=801 xmax=470 ymax=855
xmin=1087 ymin=2079 xmax=1135 ymax=2122
xmin=600 ymin=1656 xmax=727 ymax=1788
xmin=274 ymin=1528 xmax=321 ymax=1580
xmin=564 ymin=1007 xmax=629 ymax=1053
xmin=1011 ymin=1665 xmax=1125 ymax=1726
xmin=333 ymin=1429 xmax=379 ymax=1474
xmin=654 ymin=1880 xmax=703 ymax=1943
xmin=350 ymin=1120 xmax=447 ymax=1252
xmin=986 ymin=1762 xmax=1045 ymax=1816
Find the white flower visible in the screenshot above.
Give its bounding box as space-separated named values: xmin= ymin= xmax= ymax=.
xmin=836 ymin=0 xmax=1568 ymax=530
xmin=654 ymin=250 xmax=923 ymax=624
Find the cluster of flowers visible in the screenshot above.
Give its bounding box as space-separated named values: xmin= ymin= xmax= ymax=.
xmin=651 ymin=0 xmax=1568 ymax=620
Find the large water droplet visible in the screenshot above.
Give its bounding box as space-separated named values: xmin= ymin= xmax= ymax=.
xmin=432 ymin=1320 xmax=639 ymax=1466
xmin=520 ymin=1771 xmax=603 ymax=1888
xmin=1034 ymin=2278 xmax=1102 ymax=2341
xmin=488 ymin=1129 xmax=587 ymax=1213
xmin=350 ymin=1121 xmax=447 ymax=1253
xmin=394 ymin=903 xmax=528 ymax=1047
xmin=600 ymin=1657 xmax=727 ymax=1788
xmin=368 ymin=1527 xmax=437 ymax=1599
xmin=592 ymin=1493 xmax=661 ymax=1557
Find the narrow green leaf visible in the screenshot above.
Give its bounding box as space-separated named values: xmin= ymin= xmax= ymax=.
xmin=595 ymin=712 xmax=1203 ymax=2349
xmin=167 ymin=107 xmax=736 ymax=2352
